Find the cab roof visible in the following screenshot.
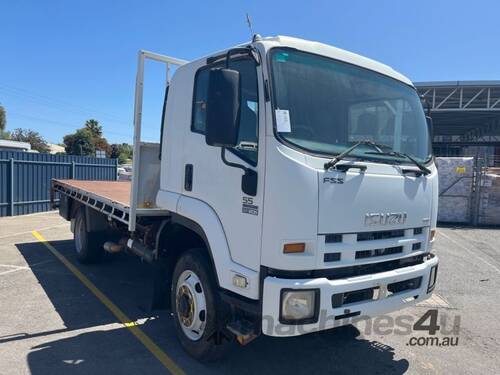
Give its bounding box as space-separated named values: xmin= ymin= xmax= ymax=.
xmin=256 ymin=35 xmax=413 ymax=87
xmin=183 ymin=35 xmax=414 ymax=88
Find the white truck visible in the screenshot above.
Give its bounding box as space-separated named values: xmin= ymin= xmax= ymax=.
xmin=52 ymin=35 xmax=439 ymax=361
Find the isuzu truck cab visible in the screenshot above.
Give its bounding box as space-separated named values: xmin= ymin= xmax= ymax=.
xmin=53 ymin=35 xmax=439 ymax=360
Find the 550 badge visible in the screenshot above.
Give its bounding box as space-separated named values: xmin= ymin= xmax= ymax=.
xmin=242 ymin=197 xmax=259 ymax=216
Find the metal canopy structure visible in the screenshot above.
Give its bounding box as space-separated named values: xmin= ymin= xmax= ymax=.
xmin=417 ymin=81 xmax=500 ymax=112
xmin=415 ymin=81 xmax=500 ymax=156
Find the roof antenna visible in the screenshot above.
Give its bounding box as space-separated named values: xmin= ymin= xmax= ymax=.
xmin=246 ymin=13 xmax=254 ymax=37
xmin=246 ymin=13 xmax=261 ymax=42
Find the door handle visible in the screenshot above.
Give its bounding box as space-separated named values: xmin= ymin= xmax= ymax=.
xmin=184 ymin=164 xmax=193 ymax=191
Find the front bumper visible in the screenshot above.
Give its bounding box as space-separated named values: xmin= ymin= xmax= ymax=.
xmin=262 ymin=254 xmax=438 ymax=337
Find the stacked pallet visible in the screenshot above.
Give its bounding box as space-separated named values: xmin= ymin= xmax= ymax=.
xmin=479 ymin=170 xmax=500 ymax=225
xmin=436 ymin=157 xmax=474 ymax=223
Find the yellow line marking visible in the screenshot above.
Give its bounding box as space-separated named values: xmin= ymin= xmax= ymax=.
xmin=31 ymin=230 xmax=185 ymax=375
xmin=0 ymin=223 xmax=67 ymax=240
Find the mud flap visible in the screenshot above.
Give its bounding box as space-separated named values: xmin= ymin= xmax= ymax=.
xmin=151 ymin=259 xmax=171 ymax=310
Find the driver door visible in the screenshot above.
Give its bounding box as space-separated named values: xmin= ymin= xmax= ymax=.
xmin=183 ymin=56 xmax=264 ymax=271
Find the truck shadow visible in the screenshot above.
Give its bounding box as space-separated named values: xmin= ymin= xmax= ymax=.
xmin=23 ymin=323 xmax=409 ymax=375
xmin=13 ymin=240 xmax=155 ymax=332
xmin=214 ymin=325 xmax=409 ymax=375
xmin=14 ymin=239 xmax=409 ymax=375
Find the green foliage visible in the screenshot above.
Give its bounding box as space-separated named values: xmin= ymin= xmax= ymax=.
xmin=110 ymin=143 xmax=133 ymax=164
xmin=63 ymin=128 xmax=96 ymax=156
xmin=118 ymin=152 xmax=129 ymax=164
xmin=0 ymin=104 xmax=6 ymax=131
xmin=84 ymin=119 xmax=102 ymax=137
xmin=63 ymin=119 xmax=111 ymax=157
xmin=10 ymin=128 xmax=50 ymax=153
xmin=0 ymin=129 xmax=10 ymax=140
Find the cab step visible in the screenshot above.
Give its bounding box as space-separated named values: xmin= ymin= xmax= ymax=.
xmin=226 ymin=319 xmax=258 ymax=346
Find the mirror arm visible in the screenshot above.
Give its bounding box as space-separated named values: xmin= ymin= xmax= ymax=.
xmin=248 ymin=45 xmax=261 ymax=65
xmin=220 ymin=147 xmax=248 ymax=172
xmin=221 ymin=148 xmax=258 ymax=197
xmin=224 ymin=46 xmax=260 ymax=69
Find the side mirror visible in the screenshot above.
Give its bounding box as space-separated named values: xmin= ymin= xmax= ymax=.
xmin=205 ymin=68 xmax=241 ymax=147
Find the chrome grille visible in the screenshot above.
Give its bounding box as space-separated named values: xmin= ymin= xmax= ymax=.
xmin=321 ymin=227 xmax=429 ymax=268
xmin=357 ymin=229 xmax=405 ymax=241
xmin=355 ymin=245 xmax=403 ymax=259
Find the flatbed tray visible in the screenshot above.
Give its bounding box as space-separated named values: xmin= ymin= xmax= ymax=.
xmin=54 ymin=179 xmax=131 ymax=207
xmin=52 ymin=179 xmax=169 ymax=223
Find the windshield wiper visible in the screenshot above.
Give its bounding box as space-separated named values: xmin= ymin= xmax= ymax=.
xmin=364 ymin=150 xmax=431 ymax=175
xmin=324 ymin=140 xmax=383 ymax=170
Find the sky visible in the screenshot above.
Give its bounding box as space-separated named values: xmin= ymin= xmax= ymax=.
xmin=1 ymin=0 xmax=499 ymax=145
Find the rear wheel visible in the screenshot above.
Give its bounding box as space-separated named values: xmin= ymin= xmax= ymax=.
xmin=73 ymin=207 xmax=104 ymax=263
xmin=171 ymin=249 xmax=232 ymax=361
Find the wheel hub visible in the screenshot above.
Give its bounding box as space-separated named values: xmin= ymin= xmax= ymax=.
xmin=177 ymin=286 xmax=194 ymax=326
xmin=175 ymin=270 xmax=207 ymax=341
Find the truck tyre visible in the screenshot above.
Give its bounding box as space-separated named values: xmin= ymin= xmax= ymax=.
xmin=171 ymin=249 xmax=232 ymax=361
xmin=73 ymin=207 xmax=104 ymax=264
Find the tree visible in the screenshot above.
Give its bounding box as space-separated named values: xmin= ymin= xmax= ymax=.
xmin=0 ymin=104 xmax=6 ymax=131
xmin=84 ymin=119 xmax=102 ymax=137
xmin=10 ymin=128 xmax=50 ymax=153
xmin=110 ymin=143 xmax=133 ymax=164
xmin=64 ymin=119 xmax=113 ymax=157
xmin=0 ymin=104 xmax=9 ymax=139
xmin=95 ymin=138 xmax=111 ymax=157
xmin=63 ymin=128 xmax=96 ymax=156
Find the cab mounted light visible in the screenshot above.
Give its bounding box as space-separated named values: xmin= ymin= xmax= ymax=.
xmin=232 ymin=274 xmax=248 ymax=289
xmin=430 ymin=229 xmax=437 ymax=243
xmin=283 ymin=242 xmax=306 ymax=254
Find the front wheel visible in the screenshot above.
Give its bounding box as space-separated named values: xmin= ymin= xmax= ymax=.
xmin=171 ymin=249 xmax=232 ymax=361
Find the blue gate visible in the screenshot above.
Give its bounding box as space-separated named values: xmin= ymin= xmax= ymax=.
xmin=0 ymin=151 xmax=118 ymax=217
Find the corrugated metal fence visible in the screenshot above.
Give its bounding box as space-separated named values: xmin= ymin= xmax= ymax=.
xmin=0 ymin=151 xmax=118 ymax=217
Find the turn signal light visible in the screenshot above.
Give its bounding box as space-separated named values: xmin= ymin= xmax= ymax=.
xmin=283 ymin=242 xmax=305 ymax=254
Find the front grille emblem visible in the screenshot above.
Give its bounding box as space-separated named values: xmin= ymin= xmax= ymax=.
xmin=365 ymin=212 xmax=407 ymax=226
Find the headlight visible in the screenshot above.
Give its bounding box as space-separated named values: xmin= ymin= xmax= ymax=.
xmin=280 ymin=289 xmax=319 ymax=324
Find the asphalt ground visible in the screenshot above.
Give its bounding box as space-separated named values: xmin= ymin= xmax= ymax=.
xmin=0 ymin=211 xmax=499 ymax=374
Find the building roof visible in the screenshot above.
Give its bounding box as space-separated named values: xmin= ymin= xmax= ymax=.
xmin=415 ymin=81 xmax=500 ymax=144
xmin=415 ymin=81 xmax=500 ymax=112
xmin=48 ymin=143 xmax=65 ymax=154
xmin=0 ymin=139 xmax=31 ymax=151
xmin=415 ymin=80 xmax=500 ymax=88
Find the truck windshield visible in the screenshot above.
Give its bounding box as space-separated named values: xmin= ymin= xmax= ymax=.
xmin=269 ymin=48 xmax=431 ymax=163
